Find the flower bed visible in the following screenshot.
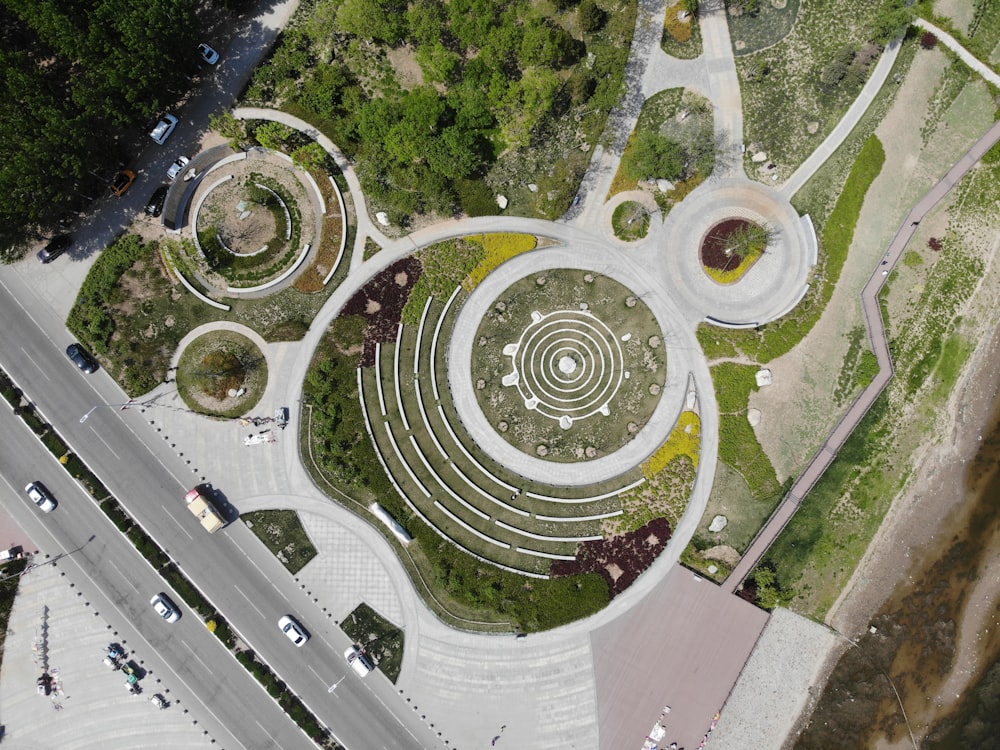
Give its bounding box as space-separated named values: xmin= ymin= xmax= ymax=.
xmin=699 ymin=218 xmax=768 ymax=284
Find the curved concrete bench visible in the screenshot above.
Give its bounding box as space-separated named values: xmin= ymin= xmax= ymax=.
xmin=525 ymin=477 xmax=645 ymax=504
xmin=322 ymin=176 xmax=348 ymax=286
xmin=535 ymin=509 xmax=623 ymax=522
xmin=437 ymin=404 xmax=518 ymax=493
xmin=430 ymin=287 xmax=461 ymax=401
xmin=494 ymin=520 xmax=603 ymax=543
xmin=434 ymin=501 xmax=510 ymax=550
xmin=448 ymin=463 xmax=530 ymax=517
xmin=383 ymin=422 xmax=430 ymax=498
xmin=393 ymin=325 xmax=410 ymax=431
xmin=516 ymin=546 xmax=576 ymax=561
xmin=415 ymin=296 xmax=433 ymax=374
xmin=374 ymin=343 xmax=387 ymax=416
xmin=409 ymin=436 xmax=491 ymax=521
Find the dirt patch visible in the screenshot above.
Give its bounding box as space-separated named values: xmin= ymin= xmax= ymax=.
xmin=386 ymin=45 xmax=424 ymax=90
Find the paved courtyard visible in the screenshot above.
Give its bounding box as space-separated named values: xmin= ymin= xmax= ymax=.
xmin=0 ymin=553 xmax=212 ymax=750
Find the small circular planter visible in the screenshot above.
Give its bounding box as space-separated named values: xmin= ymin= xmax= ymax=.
xmin=176 ymin=331 xmax=268 ymax=418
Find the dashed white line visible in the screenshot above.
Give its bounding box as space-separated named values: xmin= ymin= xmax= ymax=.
xmin=233 ymin=584 xmax=267 ymax=619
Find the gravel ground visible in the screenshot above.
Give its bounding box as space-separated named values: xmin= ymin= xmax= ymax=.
xmin=708 ymin=607 xmax=839 ymax=749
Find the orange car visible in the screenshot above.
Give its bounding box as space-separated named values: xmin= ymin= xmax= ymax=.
xmin=110 ymin=169 xmax=136 ymax=197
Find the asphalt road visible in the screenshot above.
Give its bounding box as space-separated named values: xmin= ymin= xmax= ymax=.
xmin=0 ymin=401 xmax=305 ymax=750
xmin=0 ymin=275 xmax=444 ymax=750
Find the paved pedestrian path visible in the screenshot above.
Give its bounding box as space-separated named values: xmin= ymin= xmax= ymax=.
xmin=780 ymin=40 xmax=902 ymax=199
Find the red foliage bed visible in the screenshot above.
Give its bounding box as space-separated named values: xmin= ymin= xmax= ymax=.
xmin=551 ymin=517 xmax=672 ymax=598
xmin=342 ymin=257 xmax=423 ymax=367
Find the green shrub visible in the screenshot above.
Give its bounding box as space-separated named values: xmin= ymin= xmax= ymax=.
xmin=101 ymin=499 xmax=133 ymax=533
xmin=160 ymin=564 xmax=214 ymax=617
xmin=41 ymin=431 xmax=68 ymax=457
xmin=68 ymin=234 xmax=147 ymax=354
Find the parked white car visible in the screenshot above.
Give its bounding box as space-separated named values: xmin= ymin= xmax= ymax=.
xmin=167 ymin=156 xmax=189 ymax=180
xmin=344 ymin=645 xmax=374 ymax=677
xmin=149 ymin=114 xmax=178 ymax=145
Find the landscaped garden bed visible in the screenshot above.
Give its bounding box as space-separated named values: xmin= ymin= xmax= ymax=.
xmin=176 ymin=330 xmax=268 ymax=419
xmin=243 ymin=510 xmax=318 ymax=575
xmin=699 ymin=218 xmax=771 ymax=284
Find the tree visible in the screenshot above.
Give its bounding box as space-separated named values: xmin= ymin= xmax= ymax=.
xmin=291 ymin=142 xmax=329 ymax=171
xmin=519 ymin=20 xmax=580 ymax=68
xmin=621 ymin=131 xmax=686 ymax=181
xmin=578 ymin=0 xmax=607 ymax=33
xmin=871 ymin=0 xmax=913 ymax=44
xmin=336 ymin=0 xmax=407 ymax=44
xmin=254 ymin=122 xmax=295 ymax=151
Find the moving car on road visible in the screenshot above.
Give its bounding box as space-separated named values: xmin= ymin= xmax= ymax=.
xmin=150 ymin=593 xmax=180 ymax=623
xmin=66 ymin=343 xmax=98 ymax=373
xmin=278 ymin=615 xmax=309 ymax=647
xmin=150 ymin=114 xmax=178 ymax=145
xmin=24 ymin=482 xmax=57 ymax=513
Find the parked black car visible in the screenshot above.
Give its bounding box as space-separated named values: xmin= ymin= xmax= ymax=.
xmin=66 ymin=343 xmax=98 ymax=373
xmin=37 ymin=234 xmax=71 ymax=264
xmin=145 ymin=185 xmax=169 ymax=217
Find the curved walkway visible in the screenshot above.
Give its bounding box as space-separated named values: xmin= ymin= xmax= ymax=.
xmin=726 ymin=116 xmax=1000 ymax=592
xmin=779 ymin=39 xmax=902 ymax=199
xmin=231 ymin=107 xmax=391 ymax=270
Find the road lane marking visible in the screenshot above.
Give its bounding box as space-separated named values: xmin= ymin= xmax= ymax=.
xmin=19 ymin=348 xmax=52 ymax=381
xmin=255 ymin=720 xmax=279 ymax=746
xmin=161 ymin=507 xmax=194 ymax=540
xmin=180 ymin=639 xmax=213 ymax=673
xmin=106 ymin=560 xmax=140 ymax=593
xmin=233 ymin=584 xmax=267 ymax=619
xmin=86 ymin=425 xmax=122 ymax=460
xmin=307 ymin=664 xmax=328 ymax=686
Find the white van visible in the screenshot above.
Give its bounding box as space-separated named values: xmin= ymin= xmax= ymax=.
xmin=344 ymin=645 xmax=374 ymax=677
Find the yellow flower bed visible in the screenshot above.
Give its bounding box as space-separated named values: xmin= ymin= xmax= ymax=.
xmin=463 ymin=233 xmax=538 ymax=290
xmin=642 ymin=410 xmax=701 ymax=478
xmin=702 ymin=244 xmax=764 ymax=285
xmin=665 ymin=5 xmax=693 ymax=44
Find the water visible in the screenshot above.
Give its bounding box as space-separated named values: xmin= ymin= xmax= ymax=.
xmin=794 ymin=378 xmax=1000 ymax=748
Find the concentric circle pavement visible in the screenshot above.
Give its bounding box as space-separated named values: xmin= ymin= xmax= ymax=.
xmin=447 ymin=243 xmax=698 ymax=487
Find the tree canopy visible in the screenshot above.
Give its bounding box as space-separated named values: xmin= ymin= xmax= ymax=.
xmin=0 ymin=0 xmax=201 ymax=257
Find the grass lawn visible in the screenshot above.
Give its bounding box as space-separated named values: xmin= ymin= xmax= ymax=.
xmin=340 ymin=603 xmax=405 ymax=683
xmin=737 ymin=0 xmax=901 ymax=178
xmin=611 ymin=201 xmax=651 ymax=240
xmin=242 ymin=510 xmax=318 ymax=575
xmin=727 ymin=0 xmax=801 ymax=56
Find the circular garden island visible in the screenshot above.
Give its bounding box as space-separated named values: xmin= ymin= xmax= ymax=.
xmin=699 ymin=217 xmax=771 ymax=284
xmin=192 ymin=156 xmax=315 ymax=290
xmin=471 ymin=270 xmax=667 ymax=462
xmin=177 ymin=331 xmax=267 ymax=418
